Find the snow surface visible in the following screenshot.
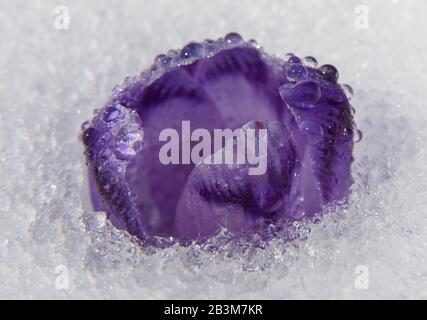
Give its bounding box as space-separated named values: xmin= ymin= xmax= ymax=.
xmin=1 ymin=0 xmax=427 ymax=299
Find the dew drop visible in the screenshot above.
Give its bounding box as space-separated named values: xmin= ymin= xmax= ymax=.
xmin=154 ymin=54 xmax=165 ymax=64
xmin=155 ymin=54 xmax=172 ymax=68
xmin=318 ymin=64 xmax=339 ymax=83
xmin=302 ymin=56 xmax=318 ymax=68
xmin=342 ymin=127 xmax=354 ymax=142
xmin=300 ymin=120 xmax=324 ymax=144
xmin=81 ymin=121 xmax=90 ymax=131
xmin=249 ymin=39 xmax=260 ymax=49
xmin=82 ymin=127 xmax=99 ymax=146
xmin=288 ymin=56 xmax=301 ymax=64
xmin=284 ymin=53 xmax=295 ymax=61
xmin=87 ymin=150 xmax=95 ymax=161
xmin=354 ymin=129 xmax=363 ymax=143
xmin=203 ymin=39 xmax=217 ymax=56
xmin=341 ymin=84 xmax=354 ymax=100
xmin=225 ymin=32 xmax=243 ymax=44
xmin=180 ymin=42 xmax=205 ymax=60
xmin=279 ymin=81 xmax=321 ymax=106
xmin=114 ymin=127 xmax=143 ymax=160
xmin=103 ymin=106 xmax=120 ymax=122
xmin=286 ymin=64 xmax=308 ymax=80
xmin=167 ymin=49 xmax=178 ymax=57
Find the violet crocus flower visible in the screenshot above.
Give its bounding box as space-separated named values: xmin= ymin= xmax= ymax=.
xmin=81 ymin=33 xmax=356 ymax=240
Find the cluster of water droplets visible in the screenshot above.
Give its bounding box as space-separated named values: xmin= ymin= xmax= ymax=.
xmin=107 ymin=33 xmax=264 ymax=104
xmin=81 ymin=104 xmax=144 ymax=175
xmin=282 ymin=52 xmax=362 ymax=145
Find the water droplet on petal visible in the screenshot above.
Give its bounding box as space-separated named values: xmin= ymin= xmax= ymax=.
xmin=87 ymin=150 xmax=95 ymax=161
xmin=302 ymin=56 xmax=318 ymax=68
xmin=103 ymin=106 xmax=120 ymax=122
xmin=225 ymin=32 xmax=243 ymax=44
xmin=288 ymin=56 xmax=301 ymax=64
xmin=155 ymin=54 xmax=165 ymax=64
xmin=342 ymin=127 xmax=354 ymax=142
xmin=155 ymin=54 xmax=173 ymax=68
xmin=180 ymin=42 xmax=205 ymax=60
xmin=341 ymin=84 xmax=354 ymax=100
xmin=249 ymin=39 xmax=260 ymax=49
xmin=286 ymin=64 xmax=307 ymax=80
xmin=300 ymin=120 xmax=324 ymax=144
xmin=354 ymin=129 xmax=363 ymax=143
xmin=318 ymin=64 xmax=339 ymax=83
xmin=285 ymin=53 xmax=295 ymax=61
xmin=81 ymin=121 xmax=90 ymax=131
xmin=279 ymin=81 xmax=321 ymax=106
xmin=167 ymin=49 xmax=178 ymax=57
xmin=203 ymin=39 xmax=217 ymax=56
xmin=82 ymin=127 xmax=99 ymax=146
xmin=114 ymin=127 xmax=143 ymax=160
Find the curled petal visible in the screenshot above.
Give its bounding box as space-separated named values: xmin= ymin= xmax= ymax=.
xmin=175 ymin=121 xmax=298 ymax=238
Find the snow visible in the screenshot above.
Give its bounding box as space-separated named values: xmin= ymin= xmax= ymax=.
xmin=1 ymin=0 xmax=427 ymax=299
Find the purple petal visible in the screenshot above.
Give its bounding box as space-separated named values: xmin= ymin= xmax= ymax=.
xmin=175 ymin=121 xmax=298 ymax=238
xmin=280 ymin=66 xmax=354 ymax=213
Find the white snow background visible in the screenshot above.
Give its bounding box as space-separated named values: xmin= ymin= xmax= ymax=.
xmin=1 ymin=0 xmax=427 ymax=299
